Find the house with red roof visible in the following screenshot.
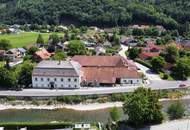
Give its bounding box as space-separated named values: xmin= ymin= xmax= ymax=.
xmin=139 ymin=40 xmax=164 ymax=60
xmin=72 ymin=55 xmax=142 ymax=86
xmin=34 ymin=48 xmax=54 ymax=62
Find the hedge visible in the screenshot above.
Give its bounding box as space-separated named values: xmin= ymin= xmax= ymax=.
xmin=0 ymin=122 xmax=74 ymax=129
xmin=135 ymin=58 xmax=152 ymax=69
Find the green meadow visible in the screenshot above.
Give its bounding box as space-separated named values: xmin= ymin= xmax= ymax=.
xmin=0 ymin=32 xmax=64 ymax=48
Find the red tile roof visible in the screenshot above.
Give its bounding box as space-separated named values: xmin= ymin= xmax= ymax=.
xmin=139 ymin=52 xmax=160 ymax=59
xmin=72 ymin=55 xmax=131 ymax=67
xmin=72 ymin=56 xmax=140 ymax=84
xmin=35 ymin=49 xmax=53 ymax=60
xmin=82 ymin=67 xmax=141 ymax=84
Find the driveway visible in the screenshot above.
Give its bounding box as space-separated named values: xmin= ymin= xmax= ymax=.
xmin=119 ymin=44 xmax=128 ymax=58
xmin=135 ymin=62 xmax=162 ymax=81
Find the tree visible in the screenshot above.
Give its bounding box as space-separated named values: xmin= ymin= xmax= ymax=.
xmin=171 ymin=58 xmax=190 ymax=80
xmin=123 ymin=87 xmax=163 ymax=127
xmin=27 ymin=46 xmax=39 ymax=55
xmin=110 ymin=107 xmax=121 ymax=122
xmin=151 ymin=56 xmax=165 ymax=72
xmin=49 ymin=33 xmax=60 ymax=46
xmin=53 ymin=51 xmax=67 ymax=63
xmin=132 ymin=28 xmax=144 ymax=36
xmin=18 ymin=61 xmax=34 ymax=88
xmin=0 ymin=67 xmax=17 ymax=89
xmin=36 ymin=34 xmax=44 ymax=44
xmin=167 ymin=101 xmax=185 ymax=120
xmin=0 ymin=39 xmax=11 ymax=50
xmin=113 ymin=34 xmax=120 ymax=45
xmin=67 ymin=40 xmax=87 ymax=56
xmin=128 ymin=48 xmax=140 ymax=60
xmin=164 ymin=45 xmax=179 ymax=63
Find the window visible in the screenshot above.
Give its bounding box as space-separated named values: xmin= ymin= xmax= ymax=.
xmin=35 ymin=78 xmax=38 ymax=81
xmin=47 ymin=78 xmax=50 ymax=81
xmin=68 ymin=78 xmax=71 ymax=82
xmin=54 ymin=78 xmax=57 ymax=81
xmin=74 ymin=85 xmax=77 ymax=88
xmin=41 ymin=78 xmax=43 ymax=81
xmin=68 ymin=85 xmax=71 ymax=87
xmin=74 ymin=78 xmax=77 ymax=82
xmin=61 ymin=78 xmax=64 ymax=82
xmin=61 ymin=85 xmax=64 ymax=87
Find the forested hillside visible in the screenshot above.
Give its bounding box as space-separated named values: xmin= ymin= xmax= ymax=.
xmin=0 ymin=0 xmax=190 ymax=31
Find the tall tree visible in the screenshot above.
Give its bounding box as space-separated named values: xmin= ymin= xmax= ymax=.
xmin=36 ymin=34 xmax=44 ymax=44
xmin=151 ymin=56 xmax=165 ymax=72
xmin=0 ymin=39 xmax=11 ymax=50
xmin=0 ymin=67 xmax=17 ymax=89
xmin=18 ymin=60 xmax=34 ymax=88
xmin=164 ymin=45 xmax=179 ymax=63
xmin=67 ymin=40 xmax=87 ymax=56
xmin=171 ymin=58 xmax=190 ymax=80
xmin=123 ymin=87 xmax=163 ymax=127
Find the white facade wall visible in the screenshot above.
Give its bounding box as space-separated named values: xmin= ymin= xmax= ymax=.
xmin=32 ymin=76 xmax=80 ymax=89
xmin=120 ymin=78 xmax=143 ymax=85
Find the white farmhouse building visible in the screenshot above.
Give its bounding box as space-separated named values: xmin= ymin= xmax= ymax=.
xmin=32 ymin=60 xmax=81 ymax=89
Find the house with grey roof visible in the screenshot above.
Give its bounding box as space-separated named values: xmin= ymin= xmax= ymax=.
xmin=32 ymin=60 xmax=81 ymax=89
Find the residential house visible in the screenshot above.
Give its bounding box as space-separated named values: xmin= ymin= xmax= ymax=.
xmin=176 ymin=40 xmax=190 ymax=50
xmin=139 ymin=40 xmax=164 ymax=60
xmin=4 ymin=48 xmax=26 ymax=61
xmin=83 ymin=40 xmax=96 ymax=47
xmin=95 ymin=46 xmax=106 ymax=55
xmin=72 ymin=56 xmax=142 ymax=86
xmin=32 ymin=60 xmax=81 ymax=89
xmin=34 ymin=48 xmax=53 ymax=62
xmin=103 ymin=41 xmax=112 ymax=47
xmin=121 ymin=36 xmax=138 ymax=47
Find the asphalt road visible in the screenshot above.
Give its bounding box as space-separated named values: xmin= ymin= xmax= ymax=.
xmin=0 ymin=79 xmax=189 ymax=97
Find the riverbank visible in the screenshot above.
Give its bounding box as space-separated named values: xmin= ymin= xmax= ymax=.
xmin=0 ymin=102 xmax=123 ymax=111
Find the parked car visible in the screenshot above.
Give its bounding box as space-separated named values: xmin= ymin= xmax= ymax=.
xmin=179 ymin=84 xmax=187 ymax=88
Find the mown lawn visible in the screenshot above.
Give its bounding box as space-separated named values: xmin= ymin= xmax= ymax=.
xmin=0 ymin=32 xmax=64 ymax=48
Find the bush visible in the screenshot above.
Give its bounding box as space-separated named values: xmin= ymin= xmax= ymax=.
xmin=110 ymin=107 xmax=121 ymax=122
xmin=110 ymin=93 xmax=126 ymax=102
xmin=47 ymin=100 xmax=54 ymax=105
xmin=135 ymin=59 xmax=152 ymax=68
xmin=6 ymin=96 xmax=16 ymax=101
xmin=56 ymin=96 xmax=86 ymax=104
xmin=167 ymin=101 xmax=185 ymax=120
xmin=31 ymin=100 xmax=39 ymax=106
xmin=163 ymin=73 xmax=169 ymax=79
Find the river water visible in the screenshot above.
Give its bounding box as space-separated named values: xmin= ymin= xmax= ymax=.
xmin=0 ymin=99 xmax=189 ymax=123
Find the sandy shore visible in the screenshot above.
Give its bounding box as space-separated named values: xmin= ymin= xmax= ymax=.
xmin=0 ymin=102 xmax=123 ymax=111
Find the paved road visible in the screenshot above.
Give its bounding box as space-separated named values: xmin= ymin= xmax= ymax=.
xmin=0 ymin=79 xmax=189 ymax=97
xmin=140 ymin=119 xmax=190 ymax=130
xmin=135 ymin=62 xmax=162 ymax=81
xmin=119 ymin=44 xmax=128 ymax=58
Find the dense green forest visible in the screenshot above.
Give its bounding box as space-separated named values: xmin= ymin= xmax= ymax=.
xmin=0 ymin=0 xmax=190 ymax=31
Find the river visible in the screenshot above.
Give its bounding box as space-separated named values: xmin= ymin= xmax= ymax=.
xmin=0 ymin=99 xmax=190 ymax=123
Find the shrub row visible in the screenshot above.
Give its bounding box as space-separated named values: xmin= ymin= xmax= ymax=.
xmin=135 ymin=58 xmax=152 ymax=69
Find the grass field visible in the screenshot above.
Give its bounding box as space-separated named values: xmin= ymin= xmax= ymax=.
xmin=0 ymin=32 xmax=64 ymax=48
